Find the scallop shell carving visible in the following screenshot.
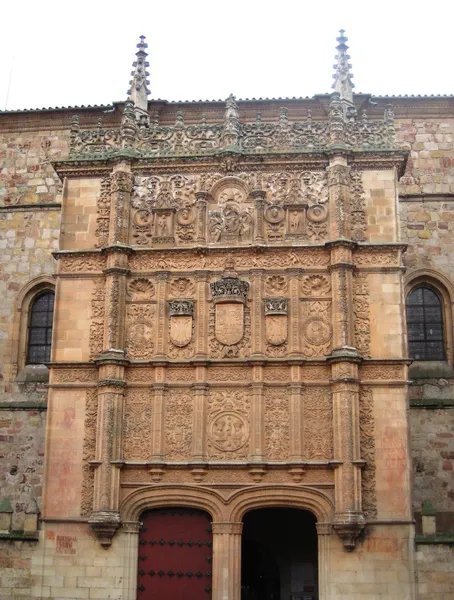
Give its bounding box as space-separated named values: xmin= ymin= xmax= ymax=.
xmin=128 ymin=278 xmax=155 ymax=298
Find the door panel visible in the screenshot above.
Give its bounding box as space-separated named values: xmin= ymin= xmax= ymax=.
xmin=137 ymin=508 xmax=213 ymax=600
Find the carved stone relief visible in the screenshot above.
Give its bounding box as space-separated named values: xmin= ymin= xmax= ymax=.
xmin=353 ymin=273 xmax=371 ymax=357
xmin=350 ymin=170 xmax=367 ymax=242
xmin=264 ymin=298 xmax=288 ymax=356
xmin=89 ymin=279 xmax=106 ymax=360
xmin=81 ymin=389 xmax=97 ymax=515
xmin=128 ymin=277 xmax=155 ymax=300
xmin=265 ymin=275 xmax=288 ymax=296
xmin=301 ymin=301 xmax=333 ymax=357
xmin=301 ymin=274 xmax=331 ymax=297
xmin=169 ymin=277 xmax=195 ymax=298
xmin=123 ymin=389 xmax=153 ymax=461
xmin=265 ymin=388 xmax=290 ymax=460
xmin=359 ymin=387 xmax=377 ymax=518
xmin=164 ymin=391 xmax=193 ymax=461
xmin=302 ymin=387 xmax=333 ymax=460
xmin=94 ymin=176 xmax=111 ymax=248
xmin=207 ymin=390 xmax=250 ymax=460
xmin=125 ymin=303 xmax=156 ymax=359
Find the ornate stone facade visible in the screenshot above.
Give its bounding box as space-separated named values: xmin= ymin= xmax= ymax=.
xmin=0 ymin=30 xmax=453 ymax=600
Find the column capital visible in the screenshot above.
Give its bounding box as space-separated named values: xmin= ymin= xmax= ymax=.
xmin=211 ymin=522 xmax=243 ymax=535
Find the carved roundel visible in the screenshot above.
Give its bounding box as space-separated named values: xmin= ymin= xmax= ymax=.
xmin=176 ymin=206 xmax=195 ymax=226
xmin=303 ymin=317 xmax=332 ymax=346
xmin=133 ymin=209 xmax=153 ymax=226
xmin=307 ymin=204 xmax=328 ymax=223
xmin=209 ymin=411 xmax=249 ymax=452
xmin=264 ymin=205 xmax=285 ymax=224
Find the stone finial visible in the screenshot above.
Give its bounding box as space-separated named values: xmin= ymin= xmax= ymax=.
xmin=332 ymin=29 xmax=355 ymax=103
xmin=128 ymin=35 xmax=151 ymax=117
xmin=221 ymin=94 xmax=240 ymax=148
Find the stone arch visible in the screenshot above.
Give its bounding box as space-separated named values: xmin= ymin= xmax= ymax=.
xmin=227 ymin=485 xmax=334 ymax=523
xmin=120 ymin=485 xmax=227 ymax=523
xmin=405 ymin=268 xmax=454 ymax=365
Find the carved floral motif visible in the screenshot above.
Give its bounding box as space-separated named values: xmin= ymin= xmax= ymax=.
xmin=165 ymin=392 xmax=193 ymax=460
xmin=128 ymin=278 xmax=155 ymax=299
xmin=301 ymin=301 xmax=332 ymax=357
xmin=265 ymin=275 xmax=288 ymax=296
xmin=94 ymin=176 xmax=111 ymax=247
xmin=353 ymin=273 xmax=371 ymax=357
xmin=81 ymin=389 xmax=97 ymax=515
xmin=265 ymin=389 xmax=290 ymax=460
xmin=123 ymin=389 xmax=153 ymax=460
xmin=303 ymin=387 xmax=332 ymax=459
xmin=301 ymin=275 xmax=331 ymax=297
xmin=89 ymin=279 xmax=105 ymax=359
xmin=359 ymin=387 xmax=377 ymax=519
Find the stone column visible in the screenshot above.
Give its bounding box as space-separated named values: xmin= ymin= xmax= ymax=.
xmin=195 ymin=271 xmax=208 ymax=358
xmin=151 ymin=383 xmax=166 ymax=466
xmin=122 ymin=521 xmax=141 ymax=600
xmin=249 ymin=365 xmax=265 ymax=466
xmin=316 ymin=522 xmax=333 ymax=600
xmin=329 ymin=241 xmax=355 ymax=353
xmin=89 ymin=379 xmax=125 ymax=547
xmin=195 ymin=191 xmax=209 ymax=243
xmin=155 ymin=272 xmax=169 ymax=358
xmin=251 ymin=190 xmax=266 ymax=243
xmin=288 ymin=269 xmax=302 ymax=355
xmin=192 ymin=382 xmax=208 ymax=462
xmin=251 ymin=270 xmax=264 ymax=356
xmin=327 ymin=157 xmax=350 ymax=241
xmin=212 ymin=522 xmax=243 ymax=600
xmin=108 ymin=165 xmax=133 ymax=246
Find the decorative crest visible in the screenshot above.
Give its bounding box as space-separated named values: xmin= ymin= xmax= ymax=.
xmin=210 ymin=275 xmax=249 ymax=304
xmin=332 ymin=29 xmax=355 ymax=103
xmin=128 ymin=35 xmax=151 ymax=117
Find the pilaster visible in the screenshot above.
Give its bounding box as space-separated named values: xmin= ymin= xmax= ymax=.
xmin=195 ymin=270 xmax=208 ymax=358
xmin=212 ymin=522 xmax=243 ymax=600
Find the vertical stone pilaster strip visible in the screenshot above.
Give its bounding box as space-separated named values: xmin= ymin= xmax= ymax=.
xmin=289 ymin=380 xmax=303 ymax=461
xmin=192 ymin=381 xmax=208 ymax=461
xmin=195 ymin=271 xmax=208 ymax=358
xmin=109 ymin=165 xmax=133 ymax=246
xmin=122 ymin=522 xmax=141 ymax=600
xmin=102 ymin=250 xmax=129 ymax=354
xmin=151 ymin=382 xmax=166 ymax=462
xmin=288 ymin=269 xmax=301 ymax=355
xmin=250 ymin=365 xmax=264 ymax=462
xmin=155 ymin=272 xmax=169 ymax=358
xmin=195 ymin=191 xmax=208 ymax=243
xmin=251 ymin=270 xmax=264 ymax=356
xmin=316 ymin=522 xmax=333 ymax=600
xmin=327 ymin=158 xmax=350 ymax=240
xmin=212 ymin=522 xmax=243 ymax=600
xmin=252 ymin=191 xmax=266 ymax=243
xmin=329 ymin=243 xmax=355 ymax=353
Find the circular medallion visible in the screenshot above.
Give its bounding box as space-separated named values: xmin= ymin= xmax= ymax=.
xmin=176 ymin=206 xmax=195 ymax=226
xmin=307 ymin=204 xmax=328 ymax=223
xmin=303 ymin=317 xmax=332 ymax=346
xmin=127 ymin=321 xmax=154 ymax=350
xmin=209 ymin=411 xmax=249 ymax=452
xmin=133 ymin=209 xmax=153 ymax=227
xmin=265 ymin=205 xmax=285 ymax=224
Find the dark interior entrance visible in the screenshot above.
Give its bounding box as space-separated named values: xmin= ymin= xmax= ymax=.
xmin=137 ymin=508 xmax=212 ymax=600
xmin=241 ymin=508 xmax=318 ymax=600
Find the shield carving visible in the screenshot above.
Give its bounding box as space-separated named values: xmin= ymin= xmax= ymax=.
xmin=265 ymin=314 xmax=288 ymax=346
xmin=170 ymin=315 xmax=193 ymax=347
xmin=215 ymin=303 xmax=244 ymax=345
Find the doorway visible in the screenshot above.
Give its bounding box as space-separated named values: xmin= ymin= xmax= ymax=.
xmin=241 ymin=508 xmax=318 ymax=600
xmin=137 ymin=508 xmax=212 ymax=600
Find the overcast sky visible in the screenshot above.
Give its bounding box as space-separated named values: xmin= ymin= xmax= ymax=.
xmin=1 ymin=0 xmax=452 ymax=111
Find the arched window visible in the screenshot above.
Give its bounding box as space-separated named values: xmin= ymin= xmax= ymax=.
xmin=406 ymin=286 xmax=445 ymax=361
xmin=26 ymin=291 xmax=55 ymax=364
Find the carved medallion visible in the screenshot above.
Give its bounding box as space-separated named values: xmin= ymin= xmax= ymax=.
xmin=264 ymin=298 xmax=288 ymax=346
xmin=209 ymin=411 xmax=249 ymax=452
xmin=265 ymin=205 xmax=285 ymax=224
xmin=128 ymin=278 xmax=155 ymax=299
xmin=303 ymin=316 xmax=332 ymax=346
xmin=168 ymin=300 xmax=194 ymax=347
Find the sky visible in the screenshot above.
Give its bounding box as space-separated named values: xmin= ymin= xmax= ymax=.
xmin=0 ymin=0 xmax=452 ymax=111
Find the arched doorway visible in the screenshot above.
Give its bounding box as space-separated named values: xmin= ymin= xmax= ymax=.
xmin=241 ymin=508 xmax=318 ymax=600
xmin=137 ymin=508 xmax=213 ymax=600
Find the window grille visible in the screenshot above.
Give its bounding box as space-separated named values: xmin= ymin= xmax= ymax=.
xmin=406 ymin=286 xmax=445 ymax=361
xmin=27 ymin=292 xmax=54 ymax=364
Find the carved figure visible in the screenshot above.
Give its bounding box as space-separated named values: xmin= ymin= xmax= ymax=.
xmin=208 ymin=211 xmax=222 ymax=242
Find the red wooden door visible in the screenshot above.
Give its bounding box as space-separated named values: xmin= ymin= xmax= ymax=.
xmin=137 ymin=508 xmax=213 ymax=600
